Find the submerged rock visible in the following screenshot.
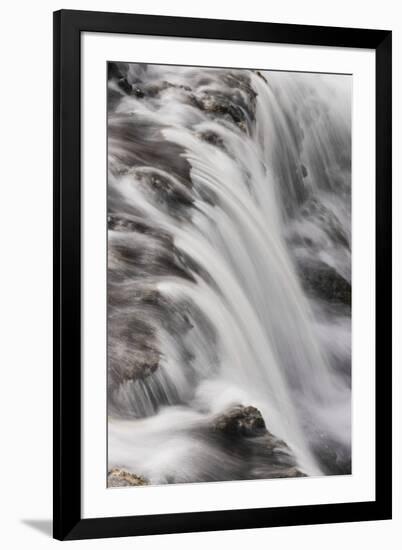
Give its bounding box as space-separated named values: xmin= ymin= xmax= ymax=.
xmin=301 ymin=164 xmax=308 ymax=178
xmin=108 ymin=468 xmax=148 ymax=487
xmin=198 ymin=130 xmax=225 ymax=148
xmin=132 ymin=86 xmax=145 ymax=98
xmin=297 ymin=259 xmax=351 ymax=307
xmin=117 ymin=77 xmax=132 ymax=95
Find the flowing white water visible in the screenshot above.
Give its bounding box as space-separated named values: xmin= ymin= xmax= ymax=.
xmin=107 ymin=65 xmax=352 ymax=484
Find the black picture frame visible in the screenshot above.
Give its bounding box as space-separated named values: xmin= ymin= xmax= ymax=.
xmin=53 ymin=9 xmax=392 ymax=541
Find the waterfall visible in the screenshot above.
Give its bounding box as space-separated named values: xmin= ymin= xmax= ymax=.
xmin=107 ymin=63 xmax=352 ymax=485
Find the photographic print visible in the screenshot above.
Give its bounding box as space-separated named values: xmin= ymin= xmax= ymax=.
xmin=107 ymin=62 xmax=352 ymax=488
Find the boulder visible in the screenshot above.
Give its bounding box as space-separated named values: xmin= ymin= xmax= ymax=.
xmin=211 ymin=405 xmax=307 ymax=478
xmin=213 ymin=405 xmax=267 ymax=437
xmin=297 ymin=259 xmax=351 ymax=306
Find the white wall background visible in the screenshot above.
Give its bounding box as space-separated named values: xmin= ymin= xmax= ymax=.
xmin=0 ymin=0 xmax=400 ymax=548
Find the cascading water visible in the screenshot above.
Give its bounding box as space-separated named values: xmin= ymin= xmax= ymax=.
xmin=107 ymin=63 xmax=352 ymax=486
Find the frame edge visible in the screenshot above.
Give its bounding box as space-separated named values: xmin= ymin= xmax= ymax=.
xmin=53 ymin=9 xmax=393 ymax=540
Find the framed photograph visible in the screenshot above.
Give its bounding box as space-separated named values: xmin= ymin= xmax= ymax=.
xmin=53 ymin=9 xmax=392 ymax=541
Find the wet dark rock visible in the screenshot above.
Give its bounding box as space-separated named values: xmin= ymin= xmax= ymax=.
xmin=108 ymin=468 xmax=148 ymax=487
xmin=108 ymin=62 xmax=124 ymax=80
xmin=133 ymin=86 xmax=145 ymax=98
xmin=300 ymin=198 xmax=350 ymax=249
xmin=108 ymin=316 xmax=160 ymax=383
xmin=108 ymin=214 xmax=159 ymax=236
xmin=136 ymin=170 xmax=194 ymax=213
xmin=123 ymin=352 xmax=159 ymax=381
xmin=109 ymin=367 xmax=184 ymax=419
xmin=108 ymin=62 xmax=131 ymax=81
xmin=297 ymin=259 xmax=351 ymax=306
xmin=107 ymin=282 xmax=196 ymax=388
xmin=108 ymin=88 xmax=124 ymax=111
xmin=108 ymin=117 xmax=192 ymax=185
xmin=118 ymin=77 xmax=132 ymax=94
xmin=213 ymin=405 xmax=267 ymax=437
xmin=198 ymin=130 xmax=225 ymax=148
xmin=223 ymin=72 xmax=257 ymax=105
xmin=116 ymin=78 xmax=145 ymax=98
xmin=107 ymin=210 xmax=212 ymax=402
xmin=209 ymin=405 xmax=306 ymax=479
xmin=108 ymin=224 xmax=195 ymax=284
xmin=254 ymin=70 xmax=268 ymax=84
xmin=175 ymin=248 xmax=218 ymax=289
xmin=315 ymin=442 xmax=351 ymax=476
xmin=310 ymin=431 xmax=352 ymax=475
